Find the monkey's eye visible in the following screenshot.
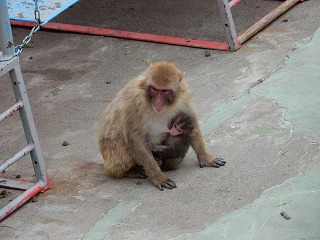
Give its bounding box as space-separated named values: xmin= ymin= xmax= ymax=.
xmin=162 ymin=90 xmax=172 ymax=96
xmin=150 ymin=86 xmax=157 ymax=91
xmin=149 ymin=86 xmax=158 ymax=94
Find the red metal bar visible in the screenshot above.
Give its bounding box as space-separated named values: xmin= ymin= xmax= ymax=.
xmin=10 ymin=20 xmax=230 ymax=51
xmin=238 ymin=0 xmax=300 ymax=44
xmin=229 ymin=0 xmax=241 ymax=8
xmin=0 ymin=101 xmax=23 ymax=122
xmin=44 ymin=173 xmax=51 ymax=190
xmin=0 ymin=178 xmax=34 ymax=190
xmin=0 ymin=181 xmax=45 ymax=221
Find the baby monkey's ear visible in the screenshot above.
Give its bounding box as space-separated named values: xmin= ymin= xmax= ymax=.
xmin=188 ymin=129 xmax=198 ymax=136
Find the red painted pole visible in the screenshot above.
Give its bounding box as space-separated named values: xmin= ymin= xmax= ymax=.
xmin=0 ymin=181 xmax=45 ymax=221
xmin=10 ymin=20 xmax=230 ymax=51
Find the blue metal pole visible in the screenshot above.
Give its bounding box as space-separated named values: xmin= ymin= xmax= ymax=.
xmin=0 ymin=0 xmax=15 ymax=56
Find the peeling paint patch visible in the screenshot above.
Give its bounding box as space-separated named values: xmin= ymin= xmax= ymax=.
xmin=226 ymin=125 xmax=240 ymax=135
xmin=251 ymin=28 xmax=320 ymax=143
xmin=201 ymin=94 xmax=256 ymax=139
xmin=50 ymin=86 xmax=62 ymax=97
xmin=83 ymin=186 xmax=151 ymax=240
xmin=172 ymin=168 xmax=320 ymax=240
xmin=251 ymin=127 xmax=270 ymax=137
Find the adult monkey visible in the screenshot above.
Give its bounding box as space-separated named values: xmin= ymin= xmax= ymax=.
xmin=98 ymin=61 xmax=224 ymax=191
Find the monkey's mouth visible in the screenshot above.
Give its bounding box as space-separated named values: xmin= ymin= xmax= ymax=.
xmin=154 ymin=106 xmax=164 ymax=112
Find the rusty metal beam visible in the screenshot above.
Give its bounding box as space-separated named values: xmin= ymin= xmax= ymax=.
xmin=0 ymin=101 xmax=23 ymax=122
xmin=238 ymin=0 xmax=301 ymax=44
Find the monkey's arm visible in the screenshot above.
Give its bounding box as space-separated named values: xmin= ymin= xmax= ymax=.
xmin=128 ymin=137 xmax=177 ymax=190
xmin=148 ymin=141 xmax=190 ymax=159
xmin=148 ymin=143 xmax=182 ymax=158
xmin=147 ymin=143 xmax=172 ymax=154
xmin=190 ymin=129 xmax=226 ymax=168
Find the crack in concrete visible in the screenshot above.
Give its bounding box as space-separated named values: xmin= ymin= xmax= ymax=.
xmin=82 ymin=186 xmax=151 ymax=240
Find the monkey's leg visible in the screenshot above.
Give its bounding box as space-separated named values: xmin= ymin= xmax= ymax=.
xmin=161 ymin=157 xmax=184 ymax=171
xmin=129 ymin=141 xmax=177 ymax=191
xmin=125 ymin=165 xmax=147 ymax=179
xmin=102 ymin=140 xmax=137 ymax=178
xmin=153 ymin=157 xmax=163 ymax=167
xmin=190 ymin=130 xmax=226 ymax=168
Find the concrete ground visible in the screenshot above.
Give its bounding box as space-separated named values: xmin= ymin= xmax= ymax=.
xmin=1 ymin=0 xmax=320 ymax=239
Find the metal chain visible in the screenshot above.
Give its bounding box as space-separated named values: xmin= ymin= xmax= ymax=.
xmin=0 ymin=0 xmax=41 ymax=61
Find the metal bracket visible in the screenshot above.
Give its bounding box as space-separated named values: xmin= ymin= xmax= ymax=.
xmin=0 ymin=0 xmax=50 ymax=221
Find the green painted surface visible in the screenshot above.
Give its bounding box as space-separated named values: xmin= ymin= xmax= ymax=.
xmin=252 ymin=29 xmax=320 ymax=142
xmin=251 ymin=127 xmax=270 ymax=137
xmin=173 ymin=168 xmax=320 ymax=240
xmin=84 ymin=186 xmax=151 ymax=240
xmin=201 ymin=94 xmax=256 ymax=138
xmin=173 ymin=28 xmax=320 ymax=240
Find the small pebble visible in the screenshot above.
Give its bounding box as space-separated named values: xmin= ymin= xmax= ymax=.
xmin=0 ymin=190 xmax=9 ymax=199
xmin=205 ymin=51 xmax=211 ymax=57
xmin=280 ymin=211 xmax=291 ymax=220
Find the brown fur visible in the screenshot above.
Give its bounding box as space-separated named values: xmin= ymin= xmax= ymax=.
xmin=98 ymin=61 xmax=224 ymax=190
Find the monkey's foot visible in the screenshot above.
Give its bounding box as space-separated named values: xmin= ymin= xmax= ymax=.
xmin=199 ymin=156 xmax=226 ymax=168
xmin=155 ymin=178 xmax=177 ymax=191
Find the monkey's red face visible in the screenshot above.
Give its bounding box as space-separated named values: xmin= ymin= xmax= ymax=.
xmin=168 ymin=122 xmax=183 ymax=136
xmin=148 ymin=86 xmax=174 ymax=112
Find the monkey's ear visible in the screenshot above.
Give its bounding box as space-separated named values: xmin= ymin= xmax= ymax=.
xmin=178 ymin=71 xmax=185 ymax=82
xmin=188 ymin=130 xmax=197 ymax=136
xmin=138 ymin=80 xmax=146 ymax=89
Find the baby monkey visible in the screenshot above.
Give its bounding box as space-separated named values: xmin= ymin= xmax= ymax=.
xmin=149 ymin=113 xmax=226 ymax=171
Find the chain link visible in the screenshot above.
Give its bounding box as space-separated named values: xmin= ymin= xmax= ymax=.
xmin=0 ymin=0 xmax=41 ymax=62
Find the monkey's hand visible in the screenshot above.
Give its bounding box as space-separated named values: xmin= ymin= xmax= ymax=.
xmin=198 ymin=155 xmax=226 ymax=168
xmin=155 ymin=178 xmax=177 ymax=191
xmin=147 ymin=143 xmax=171 ymax=153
